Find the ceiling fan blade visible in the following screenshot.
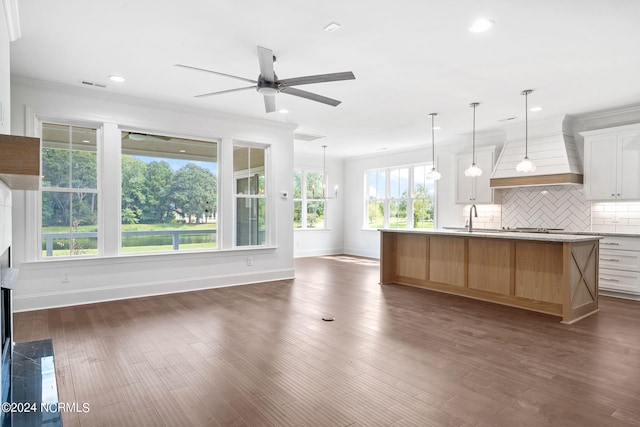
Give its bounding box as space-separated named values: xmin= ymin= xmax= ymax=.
xmin=264 ymin=95 xmax=276 ymax=113
xmin=280 ymin=87 xmax=341 ymax=107
xmin=175 ymin=64 xmax=257 ymax=84
xmin=194 ymin=86 xmax=256 ymax=98
xmin=278 ymin=71 xmax=355 ymax=87
xmin=257 ymin=46 xmax=275 ymax=81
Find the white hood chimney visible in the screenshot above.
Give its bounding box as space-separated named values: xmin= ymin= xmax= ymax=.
xmin=490 ymin=116 xmax=583 ymax=188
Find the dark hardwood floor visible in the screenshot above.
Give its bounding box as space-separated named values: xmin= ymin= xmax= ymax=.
xmin=13 ymin=255 xmax=640 ymax=426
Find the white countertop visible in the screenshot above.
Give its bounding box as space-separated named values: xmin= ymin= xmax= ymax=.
xmin=379 ymin=228 xmax=604 ymax=243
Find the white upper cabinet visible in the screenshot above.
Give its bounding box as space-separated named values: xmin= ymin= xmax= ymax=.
xmin=456 ymin=147 xmax=495 ymax=204
xmin=582 ymin=124 xmax=640 ymax=201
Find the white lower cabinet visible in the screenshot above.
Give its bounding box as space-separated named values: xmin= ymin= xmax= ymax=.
xmin=599 ymin=236 xmax=640 ymax=296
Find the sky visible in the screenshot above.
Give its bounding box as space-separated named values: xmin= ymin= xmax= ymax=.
xmin=133 ymin=156 xmax=217 ymax=174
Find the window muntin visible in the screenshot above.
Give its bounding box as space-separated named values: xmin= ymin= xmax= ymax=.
xmin=364 ymin=164 xmax=435 ymax=230
xmin=41 ymin=123 xmax=99 ymax=257
xmin=293 ymin=170 xmax=326 ymax=229
xmin=234 ymin=145 xmax=267 ymax=246
xmin=121 ymin=132 xmax=218 ymax=253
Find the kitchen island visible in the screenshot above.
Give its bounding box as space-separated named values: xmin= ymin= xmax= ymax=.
xmin=380 ymin=229 xmax=602 ymax=323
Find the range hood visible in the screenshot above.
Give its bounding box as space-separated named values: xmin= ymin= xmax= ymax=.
xmin=490 ymin=116 xmax=583 ymax=188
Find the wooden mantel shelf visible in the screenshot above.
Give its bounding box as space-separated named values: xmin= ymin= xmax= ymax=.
xmin=380 ymin=229 xmax=602 ymax=324
xmin=0 ymin=134 xmax=40 ymax=190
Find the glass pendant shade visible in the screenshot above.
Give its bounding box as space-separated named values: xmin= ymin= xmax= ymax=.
xmin=516 ymin=157 xmax=536 ymax=173
xmin=517 ymin=89 xmax=536 ymax=173
xmin=426 ymin=167 xmax=442 ymax=180
xmin=466 ymin=102 xmax=482 ymax=177
xmin=465 ymin=163 xmax=483 ymax=177
xmin=427 ymin=113 xmax=442 ymax=181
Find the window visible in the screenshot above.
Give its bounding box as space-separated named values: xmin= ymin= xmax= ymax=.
xmin=389 ymin=167 xmax=409 ymax=228
xmin=121 ymin=132 xmax=218 ymax=253
xmin=365 ymin=164 xmax=435 ymax=229
xmin=412 ymin=165 xmax=435 ymax=228
xmin=41 ymin=123 xmax=99 ymax=257
xmin=234 ymin=145 xmax=267 ymax=246
xmin=366 ymin=169 xmax=385 ymax=229
xmin=293 ymin=170 xmax=326 ymax=229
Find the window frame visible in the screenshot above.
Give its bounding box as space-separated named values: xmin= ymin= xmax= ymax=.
xmin=363 ymin=163 xmax=437 ymax=230
xmin=119 ymin=129 xmax=220 ymax=254
xmin=293 ymin=168 xmax=327 ymax=230
xmin=39 ymin=120 xmax=102 ymax=259
xmin=233 ymin=143 xmax=270 ymax=247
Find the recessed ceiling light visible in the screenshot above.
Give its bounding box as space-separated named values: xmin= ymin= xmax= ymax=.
xmin=179 ymin=149 xmax=186 ymax=153
xmin=323 ymin=22 xmax=341 ymax=33
xmin=468 ymin=18 xmax=494 ymax=33
xmin=82 ymin=139 xmax=90 ymax=143
xmin=109 ymin=75 xmax=126 ymax=83
xmin=433 ymin=126 xmax=442 ymax=131
xmin=278 ymin=109 xmax=289 ymax=114
xmin=530 ymin=106 xmax=543 ymax=112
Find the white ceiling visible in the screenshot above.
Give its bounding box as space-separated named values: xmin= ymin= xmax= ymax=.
xmin=9 ymin=0 xmax=640 ymax=157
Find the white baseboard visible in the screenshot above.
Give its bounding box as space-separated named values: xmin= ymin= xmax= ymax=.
xmin=293 ymin=248 xmax=343 ymax=258
xmin=12 ymin=268 xmax=295 ymax=312
xmin=342 ymin=247 xmax=380 ymax=259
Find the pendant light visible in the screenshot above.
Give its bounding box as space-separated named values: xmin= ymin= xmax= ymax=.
xmin=322 ymin=145 xmax=338 ymax=199
xmin=464 ymin=102 xmax=483 ymax=177
xmin=516 ymin=89 xmax=537 ymax=173
xmin=426 ymin=113 xmax=442 ymax=180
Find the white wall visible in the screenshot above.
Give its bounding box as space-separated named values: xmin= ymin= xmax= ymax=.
xmin=0 ymin=181 xmax=10 ymax=255
xmin=293 ymin=151 xmax=344 ymax=257
xmin=10 ymin=78 xmax=297 ymax=311
xmin=0 ymin=3 xmax=10 ymax=135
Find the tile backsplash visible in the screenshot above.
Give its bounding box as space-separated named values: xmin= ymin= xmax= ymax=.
xmin=461 ymin=204 xmax=502 ymax=229
xmin=500 ymin=186 xmax=591 ymax=231
xmin=591 ymin=202 xmax=640 ymax=233
xmin=457 ymin=186 xmax=640 ymax=234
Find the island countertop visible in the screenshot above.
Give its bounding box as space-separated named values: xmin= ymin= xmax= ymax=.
xmin=379 ymin=229 xmax=600 ymax=323
xmin=378 ymin=228 xmax=604 ymax=243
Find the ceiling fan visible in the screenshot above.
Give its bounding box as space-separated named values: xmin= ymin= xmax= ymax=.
xmin=122 ymin=132 xmax=172 ymax=142
xmin=175 ymin=46 xmax=355 ymax=113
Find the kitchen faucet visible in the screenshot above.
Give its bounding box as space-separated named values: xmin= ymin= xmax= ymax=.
xmin=468 ymin=204 xmax=478 ymax=232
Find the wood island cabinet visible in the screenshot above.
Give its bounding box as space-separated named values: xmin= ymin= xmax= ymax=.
xmin=380 ymin=229 xmax=602 ymax=323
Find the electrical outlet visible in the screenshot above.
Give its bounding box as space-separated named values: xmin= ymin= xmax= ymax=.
xmin=247 ymin=257 xmax=253 ymax=266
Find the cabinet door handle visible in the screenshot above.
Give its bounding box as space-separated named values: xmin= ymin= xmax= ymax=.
xmin=601 ymin=242 xmax=620 ymax=245
xmin=600 ymin=258 xmax=619 ymax=262
xmin=600 ymin=277 xmax=620 ymax=282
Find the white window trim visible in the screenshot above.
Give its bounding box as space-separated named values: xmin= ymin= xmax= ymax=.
xmin=363 ymin=163 xmax=437 ymax=230
xmin=294 ymin=168 xmax=328 ymax=230
xmin=26 ymin=110 xmax=277 ymax=261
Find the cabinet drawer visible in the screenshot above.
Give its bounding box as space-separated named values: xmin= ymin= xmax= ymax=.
xmin=599 ymin=236 xmax=640 ymax=251
xmin=599 ymin=249 xmax=640 ymax=272
xmin=599 ymin=268 xmax=640 ymax=294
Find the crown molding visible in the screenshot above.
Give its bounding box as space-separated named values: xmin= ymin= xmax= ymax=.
xmin=3 ymin=0 xmax=21 ymax=41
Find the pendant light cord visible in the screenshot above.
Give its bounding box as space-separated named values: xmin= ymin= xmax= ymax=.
xmin=525 ymin=91 xmax=529 ymax=158
xmin=471 ymin=103 xmax=478 ymax=164
xmin=430 ymin=113 xmax=436 ymax=164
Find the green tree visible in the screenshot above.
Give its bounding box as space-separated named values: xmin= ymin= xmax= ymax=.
xmin=142 ymin=161 xmax=174 ymax=223
xmin=171 ymin=164 xmax=216 ymax=224
xmin=121 ymin=156 xmax=147 ymax=224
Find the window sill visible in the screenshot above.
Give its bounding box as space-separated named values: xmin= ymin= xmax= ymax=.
xmin=23 ymin=246 xmax=278 ymax=269
xmin=294 ymin=228 xmax=332 ymax=232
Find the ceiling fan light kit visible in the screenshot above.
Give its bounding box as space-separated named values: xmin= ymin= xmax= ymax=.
xmin=176 ymin=46 xmax=355 ymax=113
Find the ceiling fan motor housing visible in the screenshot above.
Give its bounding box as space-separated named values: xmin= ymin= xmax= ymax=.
xmin=257 ymin=78 xmax=278 ymax=96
